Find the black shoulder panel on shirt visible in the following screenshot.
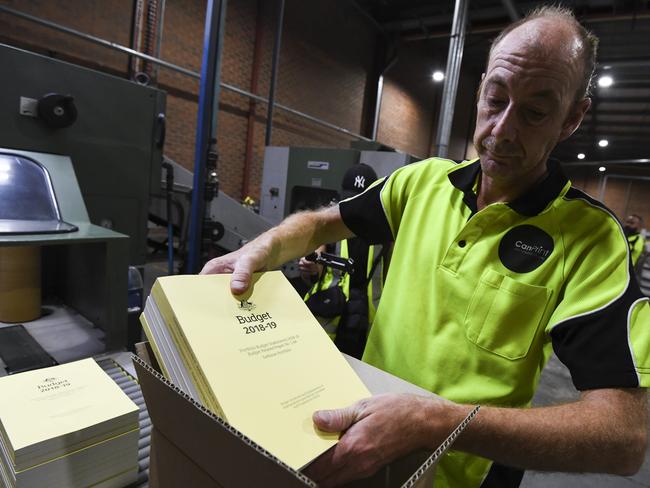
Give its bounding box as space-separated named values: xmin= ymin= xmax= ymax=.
xmin=339 ymin=178 xmax=393 ymax=244
xmin=550 ymin=268 xmax=643 ymax=390
xmin=555 ymin=185 xmax=644 ymax=390
xmin=480 ymin=463 xmax=525 ymax=488
xmin=564 ymin=187 xmax=623 ymax=225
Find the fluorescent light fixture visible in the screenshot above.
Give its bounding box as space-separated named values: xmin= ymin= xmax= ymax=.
xmin=577 ymin=153 xmax=585 ymax=160
xmin=432 ymin=71 xmax=444 ymax=82
xmin=598 ymin=139 xmax=609 ymax=147
xmin=599 ymin=166 xmax=606 ymax=172
xmin=598 ymin=75 xmax=613 ymax=87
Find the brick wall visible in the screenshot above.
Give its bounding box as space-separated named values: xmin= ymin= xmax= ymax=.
xmin=0 ymin=0 xmax=132 ymax=74
xmin=564 ymin=166 xmax=650 ymax=225
xmin=0 ymin=0 xmax=476 ymax=200
xmin=378 ymin=43 xmax=438 ymax=159
xmin=157 ymin=0 xmax=380 ymax=199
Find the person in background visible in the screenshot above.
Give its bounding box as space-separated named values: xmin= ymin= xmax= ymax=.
xmin=624 ymin=214 xmax=646 ymax=266
xmin=299 ymin=164 xmax=388 ymax=359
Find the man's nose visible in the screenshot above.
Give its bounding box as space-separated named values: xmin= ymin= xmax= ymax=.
xmin=492 ymin=105 xmax=517 ymax=143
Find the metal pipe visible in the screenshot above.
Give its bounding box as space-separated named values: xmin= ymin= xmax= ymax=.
xmin=277 ymin=102 xmax=372 ymax=141
xmin=564 ymin=159 xmax=650 ymax=166
xmin=599 ymin=58 xmax=650 ymax=69
xmin=187 ymin=0 xmax=228 ymax=273
xmin=142 ymin=0 xmax=159 ymax=79
xmin=152 ymin=0 xmax=167 ymax=80
xmin=598 ymin=173 xmax=607 ymax=201
xmin=265 ymin=0 xmax=285 ymax=146
xmin=0 ymin=4 xmax=370 ymax=142
xmin=501 ymin=0 xmax=519 ymax=21
xmin=434 ymin=0 xmax=468 ymax=158
xmin=599 ymin=174 xmax=650 ymax=203
xmin=128 ymin=0 xmax=144 ymax=77
xmin=386 ymin=4 xmax=650 ymax=33
xmin=372 ymin=55 xmax=398 ymax=141
xmin=623 ymin=179 xmax=633 ymax=217
xmin=403 ymin=11 xmax=650 ymax=42
xmin=162 ymin=161 xmax=175 ymax=275
xmin=346 ymin=0 xmax=386 ymax=34
xmin=0 ymin=5 xmax=200 ymax=77
xmin=154 ymin=0 xmax=166 ymax=59
xmin=243 ymin=0 xmax=264 ymax=199
xmin=372 ymin=75 xmax=385 ymax=141
xmin=605 ymin=174 xmax=650 ymax=181
xmin=224 ymin=82 xmax=372 ymax=140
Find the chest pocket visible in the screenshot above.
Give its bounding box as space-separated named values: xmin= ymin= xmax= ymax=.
xmin=464 ymin=268 xmax=552 ymax=360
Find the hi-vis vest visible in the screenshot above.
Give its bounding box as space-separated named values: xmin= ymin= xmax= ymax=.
xmin=628 ymin=233 xmax=646 ymax=267
xmin=304 ymin=240 xmax=382 ymax=340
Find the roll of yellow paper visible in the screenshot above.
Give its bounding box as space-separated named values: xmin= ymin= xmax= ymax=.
xmin=0 ymin=246 xmax=41 ymax=323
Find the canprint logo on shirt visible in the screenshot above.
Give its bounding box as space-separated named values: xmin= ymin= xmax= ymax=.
xmin=354 ymin=175 xmax=366 ymax=189
xmin=498 ymin=225 xmax=554 ymax=273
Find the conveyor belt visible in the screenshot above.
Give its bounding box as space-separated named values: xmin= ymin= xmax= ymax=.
xmin=97 ymin=358 xmax=150 ymax=488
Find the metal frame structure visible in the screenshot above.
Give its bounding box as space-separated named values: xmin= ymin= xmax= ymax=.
xmin=186 ymin=0 xmax=228 ymax=273
xmin=0 ymin=5 xmax=370 ymax=144
xmin=265 ymin=0 xmax=285 ymax=146
xmin=433 ymin=0 xmax=469 ymax=158
xmin=598 ymin=174 xmax=650 ymax=211
xmin=0 ymin=3 xmax=374 ymax=272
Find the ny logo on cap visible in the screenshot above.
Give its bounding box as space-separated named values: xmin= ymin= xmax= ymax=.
xmin=354 ymin=175 xmax=365 ymax=189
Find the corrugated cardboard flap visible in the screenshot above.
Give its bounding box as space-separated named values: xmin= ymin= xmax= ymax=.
xmin=133 ymin=355 xmax=316 ymax=488
xmin=134 ymin=348 xmax=479 ymax=488
xmin=400 ymin=405 xmax=479 ymax=487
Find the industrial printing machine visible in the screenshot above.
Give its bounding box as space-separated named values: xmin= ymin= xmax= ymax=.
xmin=0 ymin=42 xmax=415 ymax=376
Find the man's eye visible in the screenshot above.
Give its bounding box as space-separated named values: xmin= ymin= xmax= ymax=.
xmin=526 ymin=109 xmax=547 ymax=121
xmin=487 ymin=98 xmax=506 ymax=108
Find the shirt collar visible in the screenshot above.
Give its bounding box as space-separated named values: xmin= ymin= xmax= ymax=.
xmin=448 ymin=158 xmax=569 ymax=217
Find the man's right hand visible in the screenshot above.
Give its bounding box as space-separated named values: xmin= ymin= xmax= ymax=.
xmin=199 ymin=205 xmax=352 ymax=296
xmin=199 ymin=241 xmax=272 ymax=295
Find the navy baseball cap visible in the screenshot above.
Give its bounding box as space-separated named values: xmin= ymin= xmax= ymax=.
xmin=341 ymin=164 xmax=378 ymax=200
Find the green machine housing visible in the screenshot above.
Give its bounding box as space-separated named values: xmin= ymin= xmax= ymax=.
xmin=0 ymin=44 xmax=166 ymax=350
xmin=0 ymin=43 xmax=165 ymax=267
xmin=259 ymin=146 xmax=414 ymax=226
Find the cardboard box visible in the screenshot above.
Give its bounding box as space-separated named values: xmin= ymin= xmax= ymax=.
xmin=133 ymin=343 xmax=478 ymax=487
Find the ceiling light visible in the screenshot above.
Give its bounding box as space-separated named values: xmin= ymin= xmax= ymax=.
xmin=432 ymin=71 xmax=444 ymax=82
xmin=598 ymin=139 xmax=609 ymax=147
xmin=599 ymin=166 xmax=606 ymax=172
xmin=577 ymin=153 xmax=585 ymax=160
xmin=598 ymin=76 xmax=613 ymax=87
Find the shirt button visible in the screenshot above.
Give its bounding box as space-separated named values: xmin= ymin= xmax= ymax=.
xmin=458 ymin=240 xmax=467 ymax=248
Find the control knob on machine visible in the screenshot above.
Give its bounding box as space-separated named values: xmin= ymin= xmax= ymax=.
xmin=37 ymin=93 xmax=78 ymax=129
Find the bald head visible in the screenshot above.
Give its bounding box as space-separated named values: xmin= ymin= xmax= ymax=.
xmin=473 ymin=6 xmax=595 ymax=191
xmin=488 ymin=6 xmax=598 ymax=102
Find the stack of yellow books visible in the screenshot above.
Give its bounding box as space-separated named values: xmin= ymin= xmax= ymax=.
xmin=0 ymin=358 xmax=140 ymax=488
xmin=140 ymin=271 xmax=370 ymax=470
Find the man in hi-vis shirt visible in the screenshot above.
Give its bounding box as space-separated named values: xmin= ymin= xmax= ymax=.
xmin=201 ymin=6 xmax=649 ymax=488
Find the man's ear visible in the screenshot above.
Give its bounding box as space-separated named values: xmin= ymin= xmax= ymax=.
xmin=559 ymin=97 xmax=591 ymax=142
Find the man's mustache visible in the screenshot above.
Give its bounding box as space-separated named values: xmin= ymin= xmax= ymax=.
xmin=481 ymin=136 xmax=522 ymax=157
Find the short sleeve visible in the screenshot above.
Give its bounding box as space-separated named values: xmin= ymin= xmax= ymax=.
xmin=548 ymin=211 xmax=650 ymax=390
xmin=339 ymin=177 xmax=391 ymax=244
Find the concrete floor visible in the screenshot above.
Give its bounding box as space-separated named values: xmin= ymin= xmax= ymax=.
xmin=521 ymin=355 xmax=650 ymax=487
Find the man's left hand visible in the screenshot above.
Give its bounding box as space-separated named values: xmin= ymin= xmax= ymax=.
xmin=304 ymin=393 xmax=465 ymax=487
